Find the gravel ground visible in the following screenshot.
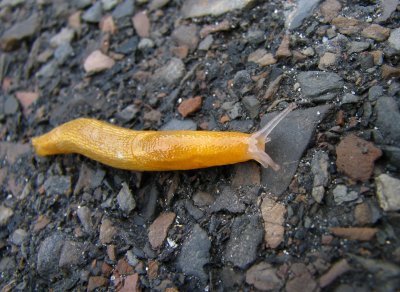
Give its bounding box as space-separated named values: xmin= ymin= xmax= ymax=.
xmin=0 ymin=0 xmax=400 ymax=291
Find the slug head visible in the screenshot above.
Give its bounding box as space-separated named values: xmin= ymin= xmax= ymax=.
xmin=248 ymin=103 xmax=297 ymax=171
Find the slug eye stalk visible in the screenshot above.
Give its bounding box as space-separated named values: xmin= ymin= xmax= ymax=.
xmin=248 ymin=103 xmax=297 ymax=171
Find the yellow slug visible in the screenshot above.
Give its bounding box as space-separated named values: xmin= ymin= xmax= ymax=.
xmin=32 ymin=104 xmax=296 ymax=171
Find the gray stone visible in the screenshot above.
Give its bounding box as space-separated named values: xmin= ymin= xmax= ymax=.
xmin=369 ymin=85 xmax=384 ymax=101
xmin=246 ymin=29 xmax=265 ymax=45
xmin=210 ymin=186 xmax=246 ymax=213
xmin=101 ymin=0 xmax=119 ymax=10
xmin=73 ymin=0 xmax=92 ymax=9
xmin=246 ymin=262 xmax=284 ymax=291
xmin=388 ymin=82 xmax=400 ymax=96
xmin=138 ymin=38 xmax=155 ymax=50
xmin=341 ymin=93 xmax=361 ymax=104
xmin=0 ymin=13 xmax=40 ymax=51
xmin=347 ymin=41 xmax=370 ymax=54
xmin=261 ymin=105 xmax=332 ymax=195
xmin=140 ymin=185 xmax=159 ymax=221
xmin=59 ymin=240 xmax=85 ymax=270
xmin=388 ymin=28 xmax=400 ymax=53
xmin=382 ymin=146 xmax=400 ymax=169
xmin=198 ymin=35 xmax=213 ymax=51
xmin=152 ymin=58 xmax=185 ymax=87
xmin=223 ymin=214 xmax=263 ymax=269
xmin=223 ymin=102 xmax=242 ymax=119
xmin=117 ymin=182 xmax=136 ymax=214
xmin=177 ymin=224 xmax=210 ymax=283
xmin=161 ymin=119 xmax=197 ymax=130
xmin=44 ymin=176 xmax=72 ymax=196
xmin=0 ymin=0 xmax=25 ymax=8
xmin=376 ymin=174 xmax=400 ymax=211
xmin=36 ymin=60 xmax=58 ymax=79
xmin=4 ymin=96 xmax=19 ymax=115
xmin=0 ymin=205 xmax=13 ymax=227
xmin=76 ymin=206 xmax=94 ymax=233
xmin=82 ymin=2 xmax=103 ymax=23
xmin=298 ymin=71 xmax=343 ymax=101
xmin=333 ymin=185 xmax=358 ymax=205
xmin=192 ymin=191 xmax=215 ymax=207
xmin=74 ymin=163 xmax=105 ymax=195
xmin=115 ymin=37 xmax=139 ymax=55
xmin=112 ymin=0 xmax=134 ymax=19
xmin=311 ymin=150 xmax=330 ymax=203
xmin=286 ymin=0 xmax=321 ymax=29
xmin=375 ymin=96 xmax=400 ymax=145
xmin=54 ymin=43 xmax=73 ymax=65
xmin=242 ymin=96 xmax=260 ymax=119
xmin=182 ymin=0 xmax=256 ymax=18
xmin=10 ymin=229 xmax=28 ymax=245
xmin=376 ymin=0 xmax=399 ymax=22
xmin=172 ymin=24 xmax=199 ymax=50
xmin=37 ymin=233 xmax=65 ymax=279
xmin=0 ymin=257 xmax=16 ymax=274
xmin=184 ymin=200 xmax=204 ymax=220
xmin=50 ymin=28 xmax=75 ymax=47
xmin=115 ymin=105 xmax=139 ymax=122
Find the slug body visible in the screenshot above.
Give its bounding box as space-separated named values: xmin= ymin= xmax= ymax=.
xmin=32 ymin=104 xmax=295 ymax=171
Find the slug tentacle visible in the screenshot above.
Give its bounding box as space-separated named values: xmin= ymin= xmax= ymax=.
xmin=248 ymin=103 xmax=297 ymax=171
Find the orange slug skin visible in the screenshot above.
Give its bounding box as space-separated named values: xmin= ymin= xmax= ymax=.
xmin=32 ymin=104 xmax=296 ymax=171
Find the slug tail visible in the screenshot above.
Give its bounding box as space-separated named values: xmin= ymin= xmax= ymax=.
xmin=248 ymin=103 xmax=296 ymax=171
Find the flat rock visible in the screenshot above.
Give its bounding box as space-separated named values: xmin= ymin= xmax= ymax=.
xmin=246 ymin=262 xmax=284 ymax=291
xmin=198 ymin=35 xmax=213 ymax=50
xmin=333 ymin=184 xmax=358 ymax=205
xmin=178 ymin=96 xmax=202 ymax=117
xmin=192 ymin=191 xmax=215 ymax=207
xmin=223 ymin=214 xmax=263 ymax=269
xmin=318 ymin=52 xmax=337 ymax=70
xmin=319 ymin=0 xmax=342 ymax=22
xmin=3 ymin=95 xmax=19 ymax=115
xmin=102 ymin=0 xmax=119 ymax=11
xmin=242 ymin=95 xmax=260 ymax=119
xmin=10 ymin=229 xmax=28 ymax=245
xmin=376 ymin=0 xmax=399 ymax=22
xmin=336 ymin=134 xmax=382 ymax=182
xmin=1 ymin=13 xmax=40 ymax=51
xmin=59 ymin=240 xmax=85 ymax=270
xmin=388 ymin=28 xmax=400 ymax=53
xmin=341 ymin=93 xmax=361 ymax=104
xmin=74 ymin=163 xmax=105 ymax=195
xmin=331 ymin=16 xmax=365 ymax=35
xmin=99 ymin=218 xmax=117 ymax=244
xmin=171 ymin=24 xmax=199 ymax=50
xmin=286 ymin=0 xmax=321 ymax=29
xmin=0 ymin=142 xmax=30 ymax=164
xmin=376 ymin=96 xmax=400 ymax=146
xmin=160 ymin=119 xmax=197 ymax=130
xmin=82 ymin=2 xmax=103 ymax=23
xmin=50 ymin=27 xmax=75 ymax=47
xmin=84 ymin=50 xmax=115 ymax=73
xmin=148 ymin=212 xmax=176 ymax=249
xmin=0 ymin=205 xmax=14 ymax=227
xmin=87 ymin=276 xmax=108 ymax=291
xmin=298 ymin=71 xmax=343 ymax=101
xmin=232 ymin=161 xmax=260 ymax=187
xmin=210 ymin=186 xmax=246 ymax=213
xmin=177 ymin=224 xmax=210 ymax=283
xmin=182 ymin=0 xmax=255 ymax=18
xmin=152 ymin=58 xmax=185 ymax=87
xmin=248 ymin=49 xmax=277 ymax=66
xmin=37 ymin=233 xmax=65 ymax=279
xmin=329 ymin=227 xmax=378 ymax=241
xmin=286 ymin=263 xmax=319 ymax=292
xmin=347 ymin=41 xmax=370 ymax=54
xmin=361 ymin=24 xmax=390 ymax=42
xmin=261 ymin=196 xmax=286 ymax=249
xmin=311 ymin=150 xmax=330 ymax=203
xmin=112 ymin=0 xmax=134 ymax=19
xmin=261 ymin=105 xmax=332 ymax=195
xmin=354 ymin=201 xmax=381 ymax=225
xmin=319 ymin=259 xmax=352 ymax=288
xmin=375 ymin=174 xmax=400 ymax=211
xmin=132 ymin=11 xmax=150 ymax=38
xmin=44 ymin=175 xmax=72 ymax=196
xmin=76 ymin=206 xmax=94 ymax=233
xmin=117 ymin=182 xmax=136 ymax=214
